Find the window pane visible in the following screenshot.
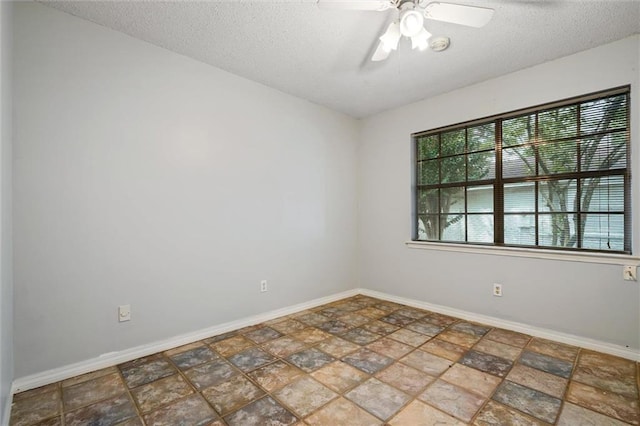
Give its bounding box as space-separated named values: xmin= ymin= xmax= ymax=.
xmin=582 ymin=214 xmax=624 ymax=251
xmin=504 ymin=214 xmax=535 ymax=245
xmin=468 ymin=123 xmax=495 ymax=152
xmin=440 ymin=214 xmax=465 ymax=242
xmin=468 ymin=151 xmax=495 ymax=180
xmin=441 ymin=156 xmax=466 ymax=183
xmin=441 ymin=129 xmax=466 ymax=156
xmin=468 ymin=215 xmax=493 ymax=243
xmin=417 ymin=160 xmax=439 ymax=185
xmin=417 ymin=215 xmax=439 ymax=240
xmin=538 ymin=179 xmax=576 ymax=213
xmin=441 ymin=187 xmax=465 ymax=213
xmin=581 ymin=176 xmax=624 ymax=212
xmin=502 ymin=114 xmax=535 ymax=147
xmin=502 ymin=146 xmax=535 ymax=178
xmin=580 ymin=132 xmax=627 ymax=172
xmin=539 ymin=106 xmax=577 ymax=141
xmin=467 ymin=185 xmax=493 ymax=213
xmin=417 ymin=189 xmax=438 ymax=214
xmin=538 ymin=213 xmax=577 ymax=248
xmin=537 ymin=140 xmax=577 ymax=175
xmin=504 ymin=182 xmax=535 ymax=212
xmin=417 ymin=135 xmax=439 ymax=160
xmin=581 ymin=95 xmax=627 ymax=135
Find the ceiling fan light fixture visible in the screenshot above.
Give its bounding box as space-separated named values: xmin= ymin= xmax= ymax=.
xmin=379 ymin=21 xmax=401 ymax=51
xmin=399 ymin=9 xmax=424 ymax=37
xmin=411 ymin=27 xmax=432 ymax=51
xmin=430 ymin=36 xmax=450 ymax=52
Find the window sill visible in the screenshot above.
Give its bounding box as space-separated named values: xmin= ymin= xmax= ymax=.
xmin=405 ymin=241 xmax=640 ymax=266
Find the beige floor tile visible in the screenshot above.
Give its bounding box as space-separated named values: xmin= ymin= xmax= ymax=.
xmin=388 ymin=328 xmax=431 ymax=347
xmin=9 ymin=387 xmax=61 ymax=426
xmin=61 ymin=367 xmax=119 ymax=388
xmin=507 ymin=364 xmax=568 ymax=399
xmin=142 ymin=394 xmax=218 ymax=426
xmin=527 ymin=337 xmax=580 ymax=362
xmin=210 ymin=335 xmax=255 ymax=357
xmin=164 ymin=341 xmax=205 ymax=357
xmin=375 ymin=362 xmax=435 ymax=395
xmin=485 ymin=328 xmax=531 ymax=348
xmin=310 ymin=361 xmax=369 ymax=393
xmin=262 ymin=336 xmax=308 ymax=358
xmin=201 ymin=375 xmax=264 ymax=416
xmin=473 ymin=400 xmax=547 ymax=426
xmin=291 ymin=328 xmax=331 ymax=344
xmin=401 ymin=350 xmax=452 ymax=376
xmin=304 ymin=397 xmax=382 ymax=426
xmin=361 ymin=320 xmax=400 ymax=335
xmin=438 ymin=330 xmax=482 ymax=348
xmin=566 ymin=381 xmax=639 ymax=425
xmin=12 ymin=384 xmax=58 ymax=402
xmin=355 ymin=307 xmax=387 ymax=320
xmin=248 ymin=360 xmax=305 ymax=392
xmin=338 ymin=313 xmax=370 ymax=327
xmin=573 ymin=350 xmax=638 ymax=398
xmin=64 ymin=394 xmax=137 ymax=426
xmin=345 ymin=378 xmax=410 ymax=421
xmin=366 ymin=337 xmax=414 ymax=359
xmin=270 ymin=319 xmax=307 ymax=335
xmin=473 ymin=337 xmax=523 ymax=361
xmin=389 ymin=400 xmax=465 ymax=426
xmin=274 ymin=377 xmax=337 ymax=418
xmin=420 ymin=338 xmax=467 ymax=361
xmin=130 ymin=374 xmax=193 ymax=413
xmin=418 ymin=380 xmax=486 ymax=422
xmin=62 ymin=372 xmax=125 ymax=411
xmin=557 ymin=402 xmax=631 ymax=426
xmin=440 ymin=363 xmax=502 ymax=397
xmin=223 ymin=396 xmax=298 ymax=426
xmin=315 ymin=336 xmax=360 ymax=358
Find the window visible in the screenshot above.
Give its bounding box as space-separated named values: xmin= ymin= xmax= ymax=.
xmin=413 ymin=87 xmax=631 ymax=254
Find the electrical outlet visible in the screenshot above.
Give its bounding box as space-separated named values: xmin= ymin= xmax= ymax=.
xmin=118 ymin=305 xmax=131 ymax=322
xmin=260 ymin=280 xmax=268 ymax=292
xmin=623 ymin=265 xmax=637 ymax=281
xmin=493 ymin=283 xmax=503 ymax=297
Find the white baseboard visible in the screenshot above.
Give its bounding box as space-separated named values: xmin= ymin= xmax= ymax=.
xmin=358 ymin=288 xmax=640 ymax=362
xmin=11 ymin=286 xmax=639 ymax=396
xmin=11 ymin=289 xmax=358 ymax=394
xmin=1 ymin=392 xmax=11 ymax=426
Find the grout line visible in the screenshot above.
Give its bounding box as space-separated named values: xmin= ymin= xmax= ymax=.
xmin=113 ymin=363 xmax=146 ymax=425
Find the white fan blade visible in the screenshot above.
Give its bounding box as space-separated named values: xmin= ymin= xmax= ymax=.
xmin=424 ymin=2 xmax=494 ymax=28
xmin=317 ymin=0 xmax=393 ymax=11
xmin=371 ymin=41 xmax=391 ymax=61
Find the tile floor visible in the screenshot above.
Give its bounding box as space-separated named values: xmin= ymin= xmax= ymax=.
xmin=9 ymin=295 xmax=640 ymax=426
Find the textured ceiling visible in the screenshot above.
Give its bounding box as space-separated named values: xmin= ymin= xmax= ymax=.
xmin=40 ymin=0 xmax=640 ymax=118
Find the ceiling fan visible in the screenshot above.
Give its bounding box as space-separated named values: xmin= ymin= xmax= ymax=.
xmin=317 ymin=0 xmax=494 ymax=61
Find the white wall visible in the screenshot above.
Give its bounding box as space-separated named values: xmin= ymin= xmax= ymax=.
xmin=359 ymin=36 xmax=640 ymax=351
xmin=0 ymin=1 xmax=14 ymax=423
xmin=13 ymin=3 xmax=359 ymax=377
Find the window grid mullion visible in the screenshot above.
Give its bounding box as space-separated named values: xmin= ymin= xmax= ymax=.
xmin=495 ymin=120 xmax=504 ymax=245
xmin=534 ymin=112 xmax=540 ymax=247
xmin=576 ymin=101 xmax=582 ymax=249
xmin=464 ymin=128 xmax=469 ymax=243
